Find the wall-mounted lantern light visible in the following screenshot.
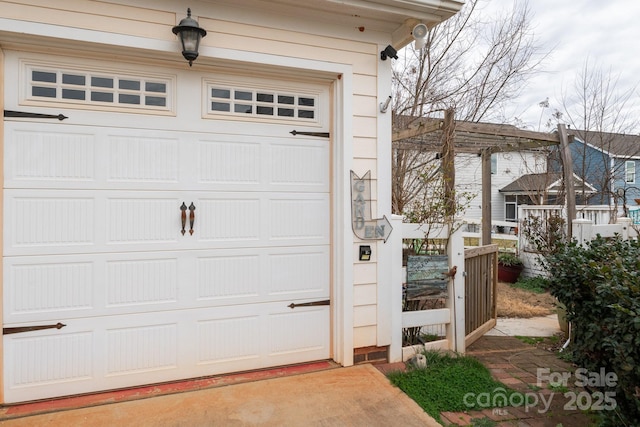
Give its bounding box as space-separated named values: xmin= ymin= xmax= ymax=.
xmin=172 ymin=8 xmax=207 ymax=66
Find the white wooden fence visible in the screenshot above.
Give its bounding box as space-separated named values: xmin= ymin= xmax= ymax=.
xmin=573 ymin=217 xmax=638 ymax=244
xmin=462 ymin=206 xmax=630 ymax=277
xmin=388 ymin=216 xmax=466 ymax=362
xmin=386 ymin=209 xmax=636 ymax=364
xmin=517 ymin=206 xmax=636 ymax=276
xmin=519 ymin=205 xmax=617 ymax=225
xmin=461 ymin=218 xmax=518 ymax=251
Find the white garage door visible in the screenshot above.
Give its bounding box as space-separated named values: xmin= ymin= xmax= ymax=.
xmin=2 ymin=54 xmax=332 ymax=403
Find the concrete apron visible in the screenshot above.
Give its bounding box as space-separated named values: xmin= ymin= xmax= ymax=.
xmin=0 ymin=364 xmax=440 ymax=427
xmin=485 ymin=314 xmax=561 ymax=337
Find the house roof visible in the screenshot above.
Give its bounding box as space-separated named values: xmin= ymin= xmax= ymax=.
xmin=499 ymin=172 xmax=597 ymax=194
xmin=570 ymin=129 xmax=640 ymax=159
xmin=212 ymin=0 xmax=465 ymax=42
xmin=320 ymin=0 xmax=465 ymax=26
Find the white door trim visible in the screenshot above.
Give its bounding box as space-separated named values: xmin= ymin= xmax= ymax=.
xmin=0 ymin=47 xmax=6 ymax=404
xmin=376 ymin=44 xmax=393 ymax=349
xmin=329 ymin=69 xmax=354 ymax=367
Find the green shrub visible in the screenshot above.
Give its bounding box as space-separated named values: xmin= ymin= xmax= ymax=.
xmin=544 ymin=236 xmax=640 ymax=426
xmin=498 ymin=252 xmax=523 ymax=266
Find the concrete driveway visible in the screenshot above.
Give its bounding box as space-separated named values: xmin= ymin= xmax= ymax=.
xmin=0 ymin=364 xmax=439 ymax=427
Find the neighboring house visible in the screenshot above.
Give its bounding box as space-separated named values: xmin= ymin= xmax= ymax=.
xmin=393 ymin=117 xmax=553 ymax=224
xmin=499 ymin=172 xmax=597 ymax=219
xmin=0 ymin=1 xmax=464 ymax=403
xmin=457 ymin=151 xmax=547 ymax=222
xmin=549 ymin=130 xmax=640 ymax=210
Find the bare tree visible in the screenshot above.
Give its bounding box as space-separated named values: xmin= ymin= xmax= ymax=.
xmin=393 ymin=0 xmax=543 ymax=122
xmin=392 ymin=0 xmax=547 ymax=216
xmin=391 ymin=132 xmax=439 ymax=215
xmin=547 ymin=59 xmax=640 ymax=208
xmin=560 ymin=58 xmax=639 ymax=136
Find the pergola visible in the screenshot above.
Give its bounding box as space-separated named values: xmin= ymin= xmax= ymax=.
xmin=392 ymin=110 xmax=575 ymax=244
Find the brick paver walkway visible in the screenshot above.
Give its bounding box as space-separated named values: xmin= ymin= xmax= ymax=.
xmin=440 ymin=336 xmax=598 ymax=426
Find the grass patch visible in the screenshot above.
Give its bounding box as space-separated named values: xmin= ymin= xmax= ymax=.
xmin=470 ymin=418 xmax=496 ymax=427
xmin=387 ymin=351 xmax=517 ymax=424
xmin=510 ymin=276 xmax=549 ymax=294
xmin=527 ymin=384 xmax=542 ymax=392
xmin=548 ymin=383 xmax=569 ymax=393
xmin=546 ymin=335 xmax=560 ymax=344
xmin=557 ymin=349 xmax=574 ymax=362
xmin=420 ymin=333 xmax=441 ymax=343
xmin=515 ymin=336 xmax=545 ymax=346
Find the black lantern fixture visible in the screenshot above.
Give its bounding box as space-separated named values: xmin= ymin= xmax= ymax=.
xmin=172 ymin=8 xmax=207 ymax=66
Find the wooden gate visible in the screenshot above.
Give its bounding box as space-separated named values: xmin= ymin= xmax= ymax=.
xmin=464 ymin=244 xmax=498 ymax=347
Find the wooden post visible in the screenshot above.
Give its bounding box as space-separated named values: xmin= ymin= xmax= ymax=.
xmin=388 ymin=214 xmax=404 ymax=363
xmin=618 ymin=217 xmax=632 ymax=240
xmin=442 ymin=108 xmax=456 ymax=219
xmin=572 ymin=218 xmax=592 ymax=247
xmin=481 ymin=148 xmax=492 ymax=246
xmin=441 ymin=109 xmax=465 ymax=352
xmin=558 ymin=124 xmax=575 ymax=237
xmin=448 ymin=224 xmax=466 ymax=353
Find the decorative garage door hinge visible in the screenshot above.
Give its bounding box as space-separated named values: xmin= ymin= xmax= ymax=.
xmin=3 ymin=322 xmax=67 ymax=335
xmin=288 ymin=299 xmax=330 ymax=309
xmin=4 ymin=110 xmax=68 ymax=121
xmin=290 ymin=130 xmax=330 ymax=138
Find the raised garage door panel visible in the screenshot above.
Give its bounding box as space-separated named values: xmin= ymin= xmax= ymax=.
xmin=4 ymin=123 xmax=329 ymax=193
xmin=5 ymin=303 xmax=330 ymax=402
xmin=4 ymin=198 xmax=331 ymax=401
xmin=4 ymin=245 xmax=329 ymax=324
xmin=3 ymin=59 xmax=332 ymax=403
xmin=4 ymin=190 xmax=329 ymax=256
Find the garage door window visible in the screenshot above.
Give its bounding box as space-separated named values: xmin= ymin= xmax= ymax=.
xmin=27 ymin=64 xmax=173 ymax=112
xmin=207 ymin=84 xmax=318 ymax=122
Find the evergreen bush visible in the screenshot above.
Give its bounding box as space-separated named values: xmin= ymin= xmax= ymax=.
xmin=544 ymin=236 xmax=640 ymax=426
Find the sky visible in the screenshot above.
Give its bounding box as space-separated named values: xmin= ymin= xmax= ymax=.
xmin=480 ymin=0 xmax=640 ymax=133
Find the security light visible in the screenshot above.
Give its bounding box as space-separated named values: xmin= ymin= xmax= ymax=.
xmin=412 ymin=23 xmax=428 ymax=50
xmin=380 ymin=45 xmax=398 ymax=61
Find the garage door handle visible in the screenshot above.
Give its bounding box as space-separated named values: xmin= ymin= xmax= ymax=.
xmin=180 ymin=202 xmax=187 ymax=235
xmin=189 ymin=202 xmax=196 ymax=235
